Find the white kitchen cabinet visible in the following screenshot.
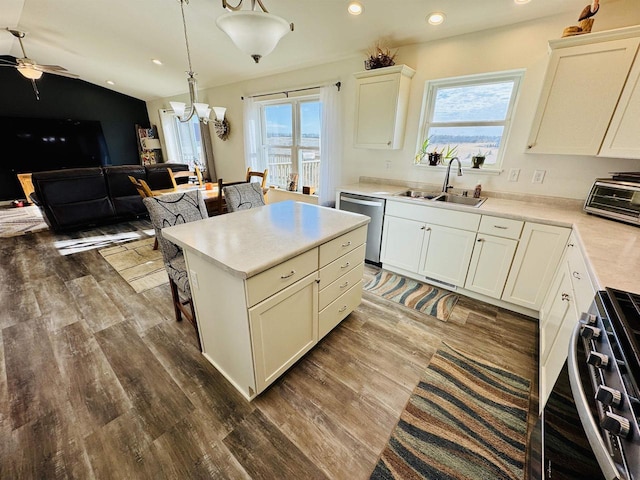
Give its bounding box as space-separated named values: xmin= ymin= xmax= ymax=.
xmin=249 ymin=273 xmax=318 ymax=393
xmin=380 ymin=215 xmax=426 ymax=272
xmin=502 ymin=222 xmax=570 ymax=310
xmin=353 ymin=65 xmax=415 ymax=149
xmin=527 ymin=26 xmax=640 ymax=156
xmin=600 ymin=47 xmax=640 ymax=158
xmin=418 ymin=224 xmax=476 ymax=287
xmin=465 ymin=234 xmax=518 ymax=299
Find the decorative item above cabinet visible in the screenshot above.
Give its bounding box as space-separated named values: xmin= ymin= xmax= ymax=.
xmin=353 ymin=64 xmax=415 ymax=150
xmin=527 ymin=25 xmax=640 ymax=158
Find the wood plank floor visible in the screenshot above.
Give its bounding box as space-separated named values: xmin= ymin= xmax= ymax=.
xmin=0 ymin=220 xmax=538 ymax=479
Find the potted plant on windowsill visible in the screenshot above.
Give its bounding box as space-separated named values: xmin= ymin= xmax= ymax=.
xmin=414 ymin=136 xmax=431 ymax=165
xmin=471 ymin=150 xmax=490 ymax=168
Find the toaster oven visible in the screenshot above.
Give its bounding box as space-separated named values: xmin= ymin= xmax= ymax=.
xmin=584 ymin=177 xmax=640 ymax=226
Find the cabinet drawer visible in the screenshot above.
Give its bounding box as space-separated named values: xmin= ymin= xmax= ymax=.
xmin=319 ymin=281 xmax=363 ymax=339
xmin=246 ymin=248 xmax=318 ymax=307
xmin=318 ymin=244 xmax=365 ymax=289
xmin=386 ymin=200 xmax=480 ymax=231
xmin=319 ymin=262 xmax=365 ymax=310
xmin=319 ymin=226 xmax=367 ymax=267
xmin=478 ymin=215 xmax=523 ymax=240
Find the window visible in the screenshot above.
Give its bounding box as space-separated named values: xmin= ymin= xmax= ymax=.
xmin=159 ymin=109 xmax=205 ymax=170
xmin=416 ymin=70 xmax=523 ymax=169
xmin=260 ymin=96 xmax=322 ymax=190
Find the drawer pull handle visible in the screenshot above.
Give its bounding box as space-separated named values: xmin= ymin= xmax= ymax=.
xmin=573 ymin=271 xmax=581 ymax=280
xmin=568 ymin=243 xmax=575 ymax=247
xmin=338 ymin=305 xmax=347 ymax=313
xmin=561 ymin=292 xmax=570 ymax=301
xmin=280 ymin=270 xmax=296 ymax=279
xmin=340 ymin=281 xmax=349 ymax=289
xmin=493 ymin=225 xmax=508 ymax=229
xmin=477 ymin=238 xmax=483 ymax=242
xmin=341 ymin=241 xmax=352 ymax=247
xmin=341 ymin=262 xmax=351 ymax=269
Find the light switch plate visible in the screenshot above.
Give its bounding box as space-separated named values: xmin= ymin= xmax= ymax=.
xmin=508 ymin=168 xmax=520 ymax=182
xmin=532 ymin=169 xmax=546 ymax=184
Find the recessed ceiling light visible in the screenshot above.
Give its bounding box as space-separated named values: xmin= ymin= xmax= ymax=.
xmin=106 ymin=80 xmax=115 ymax=85
xmin=514 ymin=0 xmax=531 ymax=4
xmin=427 ymin=12 xmax=445 ymax=25
xmin=348 ymin=1 xmax=364 ymax=15
xmin=152 ymin=59 xmax=163 ymax=65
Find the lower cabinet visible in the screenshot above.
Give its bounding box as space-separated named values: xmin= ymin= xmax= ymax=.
xmin=249 ymin=273 xmax=319 ymax=394
xmin=538 ymin=233 xmax=595 ymax=411
xmin=502 ymin=222 xmax=571 ymax=310
xmin=465 ymin=234 xmax=518 ymax=299
xmin=380 ymin=215 xmax=425 ymax=272
xmin=418 ymin=224 xmax=476 ymax=287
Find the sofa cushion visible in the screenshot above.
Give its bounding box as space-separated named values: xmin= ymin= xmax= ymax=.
xmin=145 ymin=163 xmax=189 ymax=190
xmin=104 ymin=165 xmax=146 ymax=217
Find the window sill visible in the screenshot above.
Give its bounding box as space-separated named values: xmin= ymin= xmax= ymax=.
xmin=414 ymin=164 xmax=503 ymax=176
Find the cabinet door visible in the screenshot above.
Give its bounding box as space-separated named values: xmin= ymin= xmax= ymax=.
xmin=354 ymin=73 xmax=400 ymax=149
xmin=502 ymin=222 xmax=570 ymax=310
xmin=380 ymin=215 xmax=425 ymax=273
xmin=539 ymin=263 xmax=575 ymax=410
xmin=465 ymin=234 xmax=518 ymax=299
xmin=249 ymin=273 xmax=318 ymax=394
xmin=527 ymin=37 xmax=640 ymax=155
xmin=418 ymin=224 xmax=476 ymax=287
xmin=600 ymin=53 xmax=640 ymax=158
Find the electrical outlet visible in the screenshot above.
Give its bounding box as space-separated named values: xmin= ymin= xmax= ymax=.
xmin=508 ymin=168 xmax=520 ymax=182
xmin=532 ymin=169 xmax=546 ymax=184
xmin=385 ymin=160 xmax=392 ymax=170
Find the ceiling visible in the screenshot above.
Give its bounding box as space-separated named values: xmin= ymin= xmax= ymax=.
xmin=2 ymin=0 xmax=591 ymax=102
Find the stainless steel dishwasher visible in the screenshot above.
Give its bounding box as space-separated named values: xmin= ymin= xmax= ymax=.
xmin=338 ymin=192 xmax=385 ymax=264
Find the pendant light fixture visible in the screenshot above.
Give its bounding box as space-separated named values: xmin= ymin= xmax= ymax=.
xmin=170 ymin=0 xmax=212 ymax=123
xmin=216 ymin=0 xmax=294 ymax=64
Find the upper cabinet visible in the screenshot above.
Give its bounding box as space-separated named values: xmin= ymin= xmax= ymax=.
xmin=353 ymin=65 xmax=415 ymax=149
xmin=527 ymin=26 xmax=640 ymax=157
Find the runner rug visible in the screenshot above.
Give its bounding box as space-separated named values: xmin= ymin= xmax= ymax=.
xmin=0 ymin=205 xmax=48 ymax=238
xmin=99 ymin=237 xmax=168 ymax=293
xmin=364 ymin=270 xmax=458 ymax=322
xmin=370 ymin=343 xmax=530 ymax=480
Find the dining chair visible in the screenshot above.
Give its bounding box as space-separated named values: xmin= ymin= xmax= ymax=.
xmin=213 ymin=178 xmax=248 ymax=215
xmin=142 ymin=189 xmax=208 ymax=350
xmin=245 ymin=168 xmax=268 ymax=188
xmin=168 ymin=166 xmax=203 ymax=189
xmin=222 ymin=182 xmax=266 ymax=213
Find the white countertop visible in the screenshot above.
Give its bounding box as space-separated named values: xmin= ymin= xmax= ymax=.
xmin=338 ymin=182 xmax=640 ymax=295
xmin=162 ymin=201 xmax=370 ymax=279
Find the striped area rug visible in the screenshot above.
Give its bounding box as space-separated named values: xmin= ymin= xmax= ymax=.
xmin=0 ymin=205 xmax=48 ymax=237
xmin=371 ymin=343 xmax=530 ymax=480
xmin=99 ymin=237 xmax=168 ymax=293
xmin=364 ymin=270 xmax=458 ymax=321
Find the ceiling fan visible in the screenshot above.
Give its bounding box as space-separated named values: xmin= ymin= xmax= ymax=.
xmin=0 ymin=28 xmax=78 ymax=100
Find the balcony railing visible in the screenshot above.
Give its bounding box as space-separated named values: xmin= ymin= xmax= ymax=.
xmin=267 ymin=153 xmax=320 ymax=191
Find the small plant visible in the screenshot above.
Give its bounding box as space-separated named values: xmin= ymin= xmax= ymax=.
xmin=414 ymin=136 xmax=431 ymax=164
xmin=474 ymin=149 xmax=491 ymax=158
xmin=365 ymin=41 xmax=397 ymax=70
xmin=439 ymin=145 xmax=459 ymax=160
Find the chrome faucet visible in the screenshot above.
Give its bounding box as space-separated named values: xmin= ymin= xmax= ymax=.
xmin=442 ymin=157 xmax=463 ymax=193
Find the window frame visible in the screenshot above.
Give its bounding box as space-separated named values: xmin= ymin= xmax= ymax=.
xmin=415 ymin=69 xmax=524 ymax=172
xmin=159 ymin=109 xmax=205 ymax=170
xmin=258 ymin=94 xmax=321 ymax=190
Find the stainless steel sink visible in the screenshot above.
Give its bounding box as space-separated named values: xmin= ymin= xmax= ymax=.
xmin=395 ymin=190 xmax=442 ymax=200
xmin=395 ymin=190 xmax=486 ymax=207
xmin=433 ymin=193 xmax=487 ymax=207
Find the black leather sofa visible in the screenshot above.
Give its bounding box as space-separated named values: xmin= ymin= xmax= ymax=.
xmin=32 ymin=163 xmax=189 ymax=232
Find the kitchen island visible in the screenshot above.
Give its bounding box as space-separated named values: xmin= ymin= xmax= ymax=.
xmin=163 ymin=201 xmax=370 ymax=401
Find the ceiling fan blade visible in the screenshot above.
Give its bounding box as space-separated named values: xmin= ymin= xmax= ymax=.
xmin=38 ymin=68 xmax=79 ymax=79
xmin=38 ymin=64 xmax=69 ymax=71
xmin=0 ymin=58 xmax=18 ymax=66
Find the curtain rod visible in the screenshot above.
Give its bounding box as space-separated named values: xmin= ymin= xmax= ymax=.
xmin=241 ymin=81 xmax=341 ymax=100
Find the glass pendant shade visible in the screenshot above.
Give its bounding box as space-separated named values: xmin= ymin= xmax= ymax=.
xmin=212 ymin=106 xmax=227 ymax=121
xmin=170 ymin=101 xmax=187 ymax=118
xmin=17 ymin=65 xmax=43 ymax=80
xmin=194 ymin=103 xmax=211 ymax=118
xmin=216 ymin=11 xmax=291 ymax=63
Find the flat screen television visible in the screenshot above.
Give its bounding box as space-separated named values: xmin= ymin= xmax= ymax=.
xmin=0 ymin=116 xmax=111 ymax=201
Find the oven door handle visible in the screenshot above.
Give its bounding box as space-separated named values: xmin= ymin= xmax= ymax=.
xmin=567 ymin=322 xmax=621 ymax=480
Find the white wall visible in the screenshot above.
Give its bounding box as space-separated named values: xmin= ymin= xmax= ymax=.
xmin=147 ymin=0 xmax=640 ymax=200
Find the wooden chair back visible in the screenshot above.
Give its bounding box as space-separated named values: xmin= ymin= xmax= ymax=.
xmin=128 ymin=175 xmax=152 ymax=198
xmin=168 ymin=166 xmax=204 ymax=189
xmin=245 ymin=168 xmax=268 ymax=188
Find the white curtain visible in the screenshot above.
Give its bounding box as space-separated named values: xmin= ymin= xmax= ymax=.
xmin=319 ymin=85 xmax=341 ymax=207
xmin=243 ymin=97 xmax=264 ymax=172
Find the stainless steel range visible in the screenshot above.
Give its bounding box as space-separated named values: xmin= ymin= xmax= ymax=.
xmin=532 ymin=289 xmax=640 ymax=479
